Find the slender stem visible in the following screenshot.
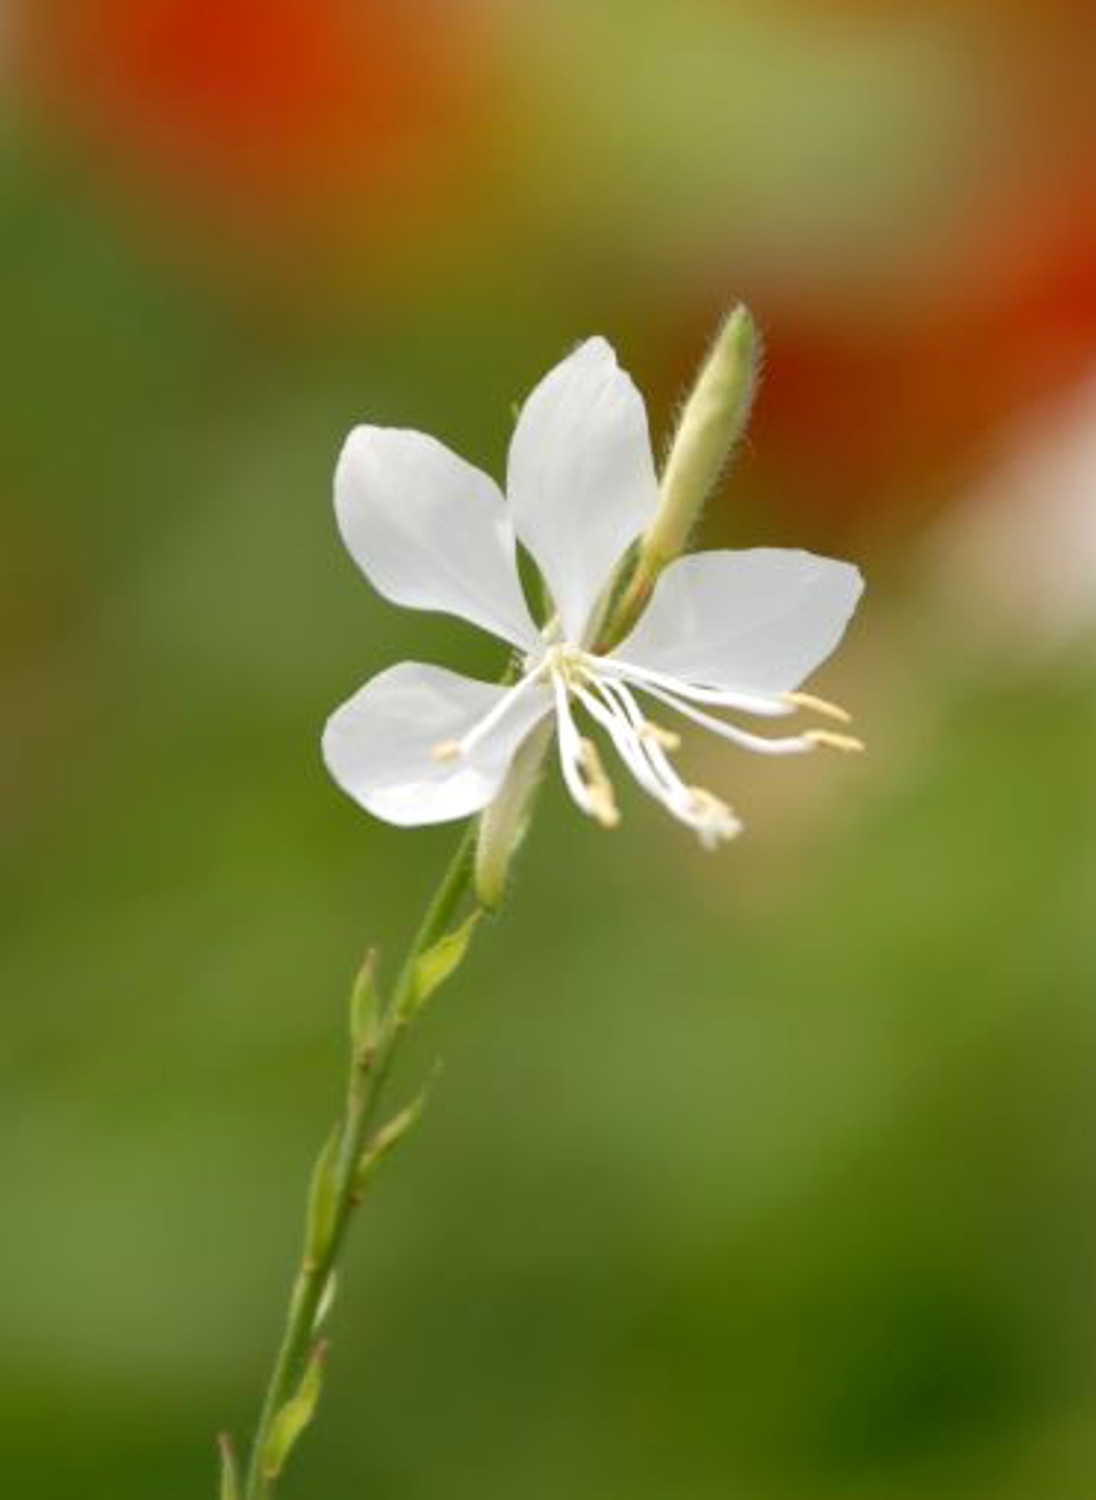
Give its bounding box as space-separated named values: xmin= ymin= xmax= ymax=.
xmin=240 ymin=826 xmax=479 ymax=1500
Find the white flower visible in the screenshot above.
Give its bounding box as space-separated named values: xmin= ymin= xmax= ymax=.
xmin=323 ymin=338 xmax=864 ymax=847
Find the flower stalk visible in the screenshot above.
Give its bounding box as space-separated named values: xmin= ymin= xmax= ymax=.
xmin=228 ymin=825 xmax=483 ymax=1500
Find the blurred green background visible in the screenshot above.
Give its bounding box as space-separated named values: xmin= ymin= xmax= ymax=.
xmin=3 ymin=2 xmax=1096 ymax=1495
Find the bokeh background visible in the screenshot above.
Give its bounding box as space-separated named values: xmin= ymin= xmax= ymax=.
xmin=3 ymin=2 xmax=1096 ymax=1496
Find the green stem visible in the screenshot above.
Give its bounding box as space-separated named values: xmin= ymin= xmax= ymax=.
xmin=240 ymin=826 xmax=479 ymax=1500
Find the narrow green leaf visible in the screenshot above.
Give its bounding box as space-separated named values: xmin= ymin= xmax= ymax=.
xmin=261 ymin=1341 xmax=328 ymax=1483
xmin=349 ymin=947 xmax=381 ymax=1060
xmin=402 ymin=911 xmax=480 ymax=1022
xmin=353 ymin=1069 xmax=440 ymax=1200
xmin=304 ymin=1126 xmax=340 ymax=1268
xmin=218 ymin=1433 xmax=240 ymax=1500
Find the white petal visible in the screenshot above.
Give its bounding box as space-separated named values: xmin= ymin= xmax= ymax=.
xmin=611 ymin=549 xmax=864 ymax=695
xmin=323 ymin=662 xmax=552 ymax=826
xmin=507 ymin=338 xmax=659 ymax=643
xmin=335 ymin=427 xmax=538 ymax=648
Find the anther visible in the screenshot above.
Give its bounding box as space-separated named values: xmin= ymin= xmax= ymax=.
xmin=579 ymin=738 xmax=620 ymax=828
xmin=640 ymin=721 xmax=682 ymax=752
xmin=804 ymin=730 xmax=864 ymax=753
xmin=686 ymin=786 xmax=742 ymax=845
xmin=781 ymin=691 xmax=852 ymax=724
xmin=432 ymin=739 xmax=463 ymax=762
xmin=687 ymin=785 xmax=729 ymax=817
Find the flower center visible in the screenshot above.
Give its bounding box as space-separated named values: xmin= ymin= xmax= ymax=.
xmin=434 ymin=641 xmax=859 ymax=848
xmin=537 ymin=642 xmax=587 ymax=686
xmin=535 ymin=647 xmax=738 ymax=845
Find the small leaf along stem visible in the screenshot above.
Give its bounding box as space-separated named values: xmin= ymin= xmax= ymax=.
xmin=232 ymin=824 xmax=481 ymax=1500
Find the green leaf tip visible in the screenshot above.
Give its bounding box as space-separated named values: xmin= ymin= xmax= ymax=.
xmin=402 ymin=910 xmax=481 ymax=1022
xmin=354 ymin=1068 xmax=441 ymax=1200
xmin=304 ymin=1125 xmax=340 ymax=1268
xmin=260 ymin=1340 xmax=328 ymax=1483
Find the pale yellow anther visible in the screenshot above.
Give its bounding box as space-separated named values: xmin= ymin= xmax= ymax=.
xmin=640 ymin=721 xmax=682 ymax=752
xmin=432 ymin=739 xmax=463 ymax=763
xmin=781 ymin=690 xmax=852 ymax=724
xmin=685 ymin=785 xmax=741 ymax=845
xmin=579 ymin=738 xmax=621 ymax=829
xmin=687 ymin=785 xmax=729 ymax=818
xmin=804 ymin=730 xmax=865 ymax=753
xmin=589 ymin=789 xmax=621 ymax=829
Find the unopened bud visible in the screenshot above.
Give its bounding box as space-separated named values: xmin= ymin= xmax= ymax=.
xmin=606 ymin=304 xmax=760 ymax=645
xmin=645 ymin=303 xmax=759 ymax=570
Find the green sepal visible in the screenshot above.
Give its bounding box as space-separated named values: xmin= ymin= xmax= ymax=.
xmin=304 ymin=1126 xmax=340 ymax=1268
xmin=353 ymin=1070 xmax=439 ymax=1200
xmin=260 ymin=1341 xmax=328 ymax=1483
xmin=349 ymin=948 xmax=381 ymax=1060
xmin=401 ymin=911 xmax=480 ymax=1022
xmin=218 ymin=1433 xmax=240 ymax=1500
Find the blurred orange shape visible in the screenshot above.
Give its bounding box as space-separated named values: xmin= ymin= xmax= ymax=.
xmin=752 ymin=192 xmax=1096 ymax=529
xmin=18 ymin=0 xmax=502 ymax=257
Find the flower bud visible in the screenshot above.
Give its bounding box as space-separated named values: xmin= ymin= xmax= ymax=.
xmin=604 ymin=305 xmax=759 ymax=646
xmin=644 ymin=303 xmax=759 ymax=572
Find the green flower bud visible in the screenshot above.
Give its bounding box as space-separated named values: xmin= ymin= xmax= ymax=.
xmin=646 ymin=303 xmax=759 ymax=569
xmin=607 ymin=305 xmax=759 ymax=643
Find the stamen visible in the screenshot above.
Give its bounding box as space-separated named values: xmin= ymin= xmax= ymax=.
xmin=596 ymin=655 xmax=794 ymax=718
xmin=579 ymin=676 xmax=740 ymax=847
xmin=578 ymin=738 xmax=620 ymax=828
xmin=596 ymin=680 xmax=742 ymax=846
xmin=804 ymin=730 xmax=865 ymax=753
xmin=639 ymin=721 xmax=681 ymax=752
xmin=686 ymin=787 xmax=742 ymax=847
xmin=552 ymin=672 xmax=619 ymax=828
xmin=597 ymin=680 xmax=705 ymax=816
xmin=781 ymin=690 xmax=852 ymax=724
xmin=688 ymin=786 xmax=729 ymax=816
xmin=430 ymin=662 xmax=546 ymax=764
xmin=578 ymin=683 xmax=673 ymax=807
xmin=628 ymin=677 xmax=820 ymax=757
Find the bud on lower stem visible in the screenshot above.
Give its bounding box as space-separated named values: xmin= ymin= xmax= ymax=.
xmin=474 ymin=719 xmax=553 ymax=909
